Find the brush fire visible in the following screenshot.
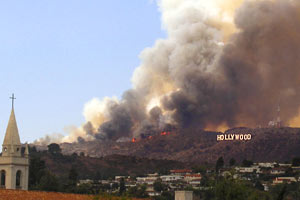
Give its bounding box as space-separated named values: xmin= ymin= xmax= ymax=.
xmin=35 ymin=0 xmax=300 ymax=145
xmin=160 ymin=132 xmax=171 ymax=136
xmin=131 ymin=138 xmax=137 ymax=143
xmin=131 ymin=130 xmax=174 ymax=143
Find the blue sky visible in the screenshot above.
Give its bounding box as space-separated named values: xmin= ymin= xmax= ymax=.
xmin=0 ymin=0 xmax=165 ymax=143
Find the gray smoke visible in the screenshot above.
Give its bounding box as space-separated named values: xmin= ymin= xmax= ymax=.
xmin=86 ymin=0 xmax=300 ymax=141
xmin=35 ymin=0 xmax=300 ymax=145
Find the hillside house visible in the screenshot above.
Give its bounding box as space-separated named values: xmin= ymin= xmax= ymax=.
xmin=273 ymin=177 xmax=297 ymax=184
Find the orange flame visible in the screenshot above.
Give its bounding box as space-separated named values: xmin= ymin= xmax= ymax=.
xmin=132 ymin=138 xmax=137 ymax=143
xmin=161 ymin=132 xmax=171 ymax=136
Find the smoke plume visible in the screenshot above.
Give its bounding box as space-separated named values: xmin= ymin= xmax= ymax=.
xmin=35 ymin=0 xmax=300 ymax=144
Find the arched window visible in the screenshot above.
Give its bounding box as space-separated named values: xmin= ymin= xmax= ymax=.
xmin=0 ymin=170 xmax=5 ymax=188
xmin=16 ymin=170 xmax=21 ymax=189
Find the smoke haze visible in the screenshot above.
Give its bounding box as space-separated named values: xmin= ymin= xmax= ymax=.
xmin=35 ymin=0 xmax=300 ymax=144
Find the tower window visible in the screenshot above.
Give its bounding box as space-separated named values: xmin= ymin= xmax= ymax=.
xmin=3 ymin=148 xmax=7 ymax=152
xmin=16 ymin=170 xmax=21 ymax=189
xmin=0 ymin=170 xmax=5 ymax=188
xmin=17 ymin=148 xmax=19 ymax=152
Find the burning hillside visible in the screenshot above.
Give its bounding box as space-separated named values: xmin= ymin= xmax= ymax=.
xmin=59 ymin=127 xmax=300 ymax=164
xmin=36 ymin=0 xmax=300 ymax=145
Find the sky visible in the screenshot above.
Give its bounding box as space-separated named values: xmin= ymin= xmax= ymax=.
xmin=0 ymin=0 xmax=165 ymax=143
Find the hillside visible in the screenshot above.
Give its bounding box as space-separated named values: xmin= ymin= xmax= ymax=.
xmin=37 ymin=154 xmax=187 ymax=179
xmin=59 ymin=127 xmax=300 ymax=164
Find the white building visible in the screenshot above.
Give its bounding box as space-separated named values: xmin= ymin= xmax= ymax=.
xmin=0 ymin=96 xmax=29 ymax=190
xmin=256 ymin=163 xmax=277 ymax=168
xmin=160 ymin=175 xmax=183 ymax=182
xmin=136 ymin=177 xmax=158 ymax=185
xmin=270 ymin=168 xmax=286 ymax=175
xmin=184 ymin=174 xmax=202 ymax=183
xmin=273 ymin=177 xmax=297 ymax=184
xmin=236 ymin=166 xmax=262 ymax=173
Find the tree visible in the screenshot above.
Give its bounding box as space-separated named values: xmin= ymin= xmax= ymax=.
xmin=47 ymin=143 xmax=62 ymax=155
xmin=154 ymin=179 xmax=166 ymax=192
xmin=128 ymin=185 xmax=148 ymax=198
xmin=216 ymin=157 xmax=224 ymax=173
xmin=285 ymin=167 xmax=293 ymax=176
xmin=136 ymin=185 xmax=148 ymax=198
xmin=292 ymin=157 xmax=300 ymax=166
xmin=242 ymin=159 xmax=253 ymax=167
xmin=72 ymin=152 xmax=78 ymax=157
xmin=248 ymin=191 xmax=271 ymax=200
xmin=192 ymin=165 xmax=207 ymax=173
xmin=38 ymin=171 xmax=59 ymax=192
xmin=76 ymin=183 xmax=93 ymax=194
xmin=119 ymin=178 xmax=126 ymax=195
xmin=215 ymin=178 xmax=249 ymax=200
xmin=254 ymin=181 xmax=264 ymax=191
xmin=29 ymin=145 xmax=37 ymax=153
xmin=229 ymin=158 xmax=236 ymax=166
xmin=128 ymin=186 xmax=138 ymax=197
xmin=68 ymin=166 xmax=78 ymax=186
xmin=200 ymin=174 xmax=209 ymax=187
xmin=94 ymin=171 xmax=102 ymax=182
xmin=29 ymin=156 xmax=46 ymax=188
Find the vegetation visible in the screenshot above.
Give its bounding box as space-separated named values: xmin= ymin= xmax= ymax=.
xmin=47 ymin=143 xmax=62 ymax=155
xmin=242 ymin=159 xmax=254 ymax=167
xmin=28 ymin=144 xmax=300 ymax=200
xmin=229 ymin=158 xmax=236 ymax=167
xmin=292 ymin=157 xmax=300 ymax=167
xmin=215 ymin=157 xmax=224 ymax=173
xmin=119 ymin=178 xmax=126 ymax=195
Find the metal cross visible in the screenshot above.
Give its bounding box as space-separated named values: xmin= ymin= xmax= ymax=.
xmin=10 ymin=93 xmax=16 ymax=109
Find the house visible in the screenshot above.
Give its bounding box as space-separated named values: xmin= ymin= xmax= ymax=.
xmin=262 ymin=183 xmax=269 ymax=191
xmin=221 ymin=170 xmax=232 ymax=177
xmin=292 ymin=167 xmax=300 ymax=172
xmin=78 ymin=179 xmax=93 ymax=185
xmin=270 ymin=168 xmax=286 ymax=175
xmin=236 ymin=166 xmax=261 ymax=173
xmin=279 ymin=163 xmax=292 ymax=167
xmin=136 ymin=177 xmax=158 ymax=185
xmin=160 ymin=175 xmax=184 ymax=182
xmin=273 ymin=177 xmax=297 ymax=184
xmin=115 ymin=176 xmax=129 ymax=181
xmin=256 ymin=163 xmax=277 ymax=168
xmin=184 ymin=174 xmax=202 ymax=183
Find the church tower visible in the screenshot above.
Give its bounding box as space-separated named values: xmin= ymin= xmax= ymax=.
xmin=0 ymin=94 xmax=29 ymax=190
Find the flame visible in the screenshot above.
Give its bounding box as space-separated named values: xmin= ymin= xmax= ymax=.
xmin=148 ymin=136 xmax=153 ymax=139
xmin=161 ymin=131 xmax=172 ymax=136
xmin=132 ymin=138 xmax=137 ymax=143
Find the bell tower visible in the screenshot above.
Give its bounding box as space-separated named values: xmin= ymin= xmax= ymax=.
xmin=0 ymin=94 xmax=29 ymax=190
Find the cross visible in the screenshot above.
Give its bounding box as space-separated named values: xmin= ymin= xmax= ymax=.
xmin=10 ymin=93 xmax=16 ymax=109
